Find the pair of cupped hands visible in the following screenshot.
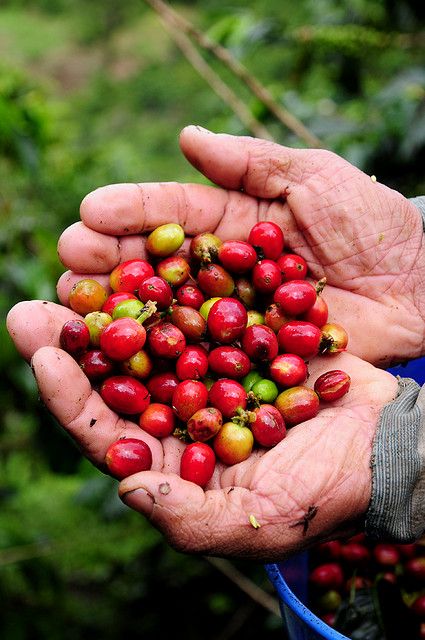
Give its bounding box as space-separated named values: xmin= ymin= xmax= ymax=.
xmin=7 ymin=126 xmax=425 ymax=561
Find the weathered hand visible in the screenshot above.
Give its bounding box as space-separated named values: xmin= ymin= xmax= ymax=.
xmin=54 ymin=126 xmax=425 ymax=366
xmin=6 ymin=299 xmax=397 ymax=560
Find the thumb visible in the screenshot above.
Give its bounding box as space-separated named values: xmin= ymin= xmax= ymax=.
xmin=119 ymin=471 xmax=287 ymax=559
xmin=179 ymin=126 xmax=318 ymax=198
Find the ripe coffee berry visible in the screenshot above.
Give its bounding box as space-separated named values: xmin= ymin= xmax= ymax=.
xmin=187 ymin=407 xmax=223 ymax=442
xmin=139 ymin=276 xmax=173 ymax=310
xmin=100 ymin=317 xmax=146 ymax=361
xmin=208 ymin=379 xmax=247 ymax=419
xmin=314 ymin=370 xmax=351 ymax=402
xmin=250 ymin=404 xmax=287 ymax=447
xmin=109 ymin=259 xmax=154 ymax=293
xmin=175 ymin=284 xmax=204 ymax=310
xmin=248 ymin=221 xmax=284 ymax=260
xmin=148 ymin=322 xmax=186 ymax=359
xmin=218 ymin=240 xmax=257 ymax=273
xmin=251 ymin=260 xmax=281 ymax=294
xmin=277 ymin=321 xmax=322 ymax=360
xmin=139 ymin=403 xmax=175 ymax=438
xmin=274 ymin=280 xmax=317 ymax=315
xmin=275 ymin=386 xmax=320 ymax=426
xmin=180 ymin=442 xmax=216 ymax=487
xmin=105 ymin=438 xmax=152 ymax=479
xmin=101 ymin=376 xmax=150 ymax=414
xmin=172 ymin=380 xmax=208 ymax=422
xmin=270 ymin=353 xmax=308 ymax=387
xmin=242 ymin=324 xmax=279 ymax=362
xmin=208 ymin=346 xmax=251 ymax=379
xmin=60 ymin=319 xmax=90 ymax=355
xmin=176 ymin=345 xmax=209 ymax=381
xmin=207 ymin=297 xmax=247 ymax=344
xmin=277 ymin=253 xmax=308 ymax=281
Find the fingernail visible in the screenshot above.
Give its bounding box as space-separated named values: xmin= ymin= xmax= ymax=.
xmin=193 ymin=125 xmax=213 ymax=134
xmin=120 ymin=488 xmax=154 ymax=516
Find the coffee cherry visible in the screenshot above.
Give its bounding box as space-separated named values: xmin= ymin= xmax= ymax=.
xmin=274 ymin=280 xmax=317 ymax=315
xmin=69 ymin=279 xmax=108 ymax=315
xmin=208 ymin=379 xmax=247 ymax=419
xmin=109 ymin=259 xmax=154 ymax=293
xmin=60 ymin=319 xmax=90 ymax=355
xmin=270 ymin=354 xmax=308 ymax=388
xmin=320 ymin=323 xmax=349 ymax=354
xmin=176 ymin=345 xmax=209 ymax=380
xmin=241 ymin=324 xmax=278 ymax=362
xmin=121 ymin=349 xmax=153 ymax=379
xmin=246 ymin=310 xmax=265 ymax=327
xmin=213 ymin=421 xmax=254 ymax=465
xmin=250 ymin=404 xmax=286 ymax=447
xmin=314 ymin=370 xmax=351 ymax=401
xmin=102 ymin=292 xmax=138 ymax=316
xmin=187 ymin=407 xmax=223 ymax=442
xmin=341 ymin=542 xmax=370 ymax=566
xmin=197 ymin=264 xmax=235 ymax=297
xmin=146 ymin=223 xmax=185 ymax=257
xmin=139 ymin=276 xmax=173 ymax=310
xmin=208 ymin=346 xmax=251 ymax=379
xmin=190 ymin=232 xmax=222 ymax=264
xmin=146 ymin=371 xmax=179 ymax=404
xmin=180 ymin=442 xmax=216 ymax=487
xmin=148 ymin=322 xmax=186 ymax=359
xmin=241 ymin=370 xmax=263 ymax=392
xmin=248 ymin=221 xmax=284 ymax=260
xmin=251 ymin=378 xmax=279 ymax=403
xmin=264 ymin=303 xmax=290 ymax=333
xmin=100 ymin=317 xmax=146 ymax=361
xmin=139 ymin=403 xmax=175 ymax=438
xmin=251 ymin=260 xmax=281 ymax=294
xmin=79 ymin=349 xmax=114 ymax=380
xmin=411 ymin=595 xmax=425 ymax=619
xmin=277 ymin=253 xmax=308 ymax=281
xmin=373 ymin=543 xmax=400 ymax=567
xmin=207 ymin=298 xmax=247 ymax=344
xmin=84 ymin=311 xmax=113 ymax=346
xmin=277 ymin=321 xmax=322 ymax=359
xmin=101 ymin=376 xmax=150 ymax=414
xmin=301 ymin=295 xmax=328 ymax=327
xmin=112 ymin=299 xmax=145 ymax=320
xmin=275 ymin=386 xmax=319 ymax=426
xmin=218 ymin=240 xmax=257 ymax=273
xmin=169 ymin=306 xmax=206 ymax=342
xmin=172 ymin=380 xmax=208 ymax=422
xmin=105 ymin=438 xmax=152 ymax=479
xmin=309 ymin=563 xmax=344 ymax=590
xmin=405 ymin=557 xmax=425 ymax=582
xmin=234 ymin=277 xmax=256 ymax=309
xmin=199 ymin=297 xmax=221 ymax=320
xmin=175 ymin=284 xmax=204 ymax=310
xmin=156 ymin=255 xmax=190 ymax=287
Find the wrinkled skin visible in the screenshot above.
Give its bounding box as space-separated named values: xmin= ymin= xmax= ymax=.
xmin=7 ymin=127 xmax=424 ymax=560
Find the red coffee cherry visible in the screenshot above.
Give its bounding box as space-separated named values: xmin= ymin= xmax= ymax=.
xmin=277 ymin=321 xmax=322 ymax=360
xmin=208 ymin=346 xmax=251 ymax=379
xmin=207 ymin=298 xmax=247 ymax=344
xmin=148 ymin=322 xmax=186 ymax=359
xmin=60 ymin=319 xmax=90 ymax=355
xmin=241 ymin=324 xmax=279 ymax=362
xmin=172 ymin=380 xmax=209 ymax=422
xmin=109 ymin=259 xmax=154 ymax=293
xmin=218 ymin=240 xmax=257 ymax=273
xmin=314 ymin=370 xmax=351 ymax=402
xmin=139 ymin=403 xmax=175 ymax=438
xmin=100 ymin=376 xmax=150 ymax=414
xmin=175 ymin=284 xmax=205 ymax=310
xmin=248 ymin=221 xmax=284 ymax=260
xmin=146 ymin=372 xmax=179 ymax=405
xmin=250 ymin=404 xmax=287 ymax=448
xmin=139 ymin=276 xmax=173 ymax=310
xmin=273 ymin=280 xmax=317 ymax=315
xmin=277 ymin=253 xmax=308 ymax=281
xmin=100 ymin=317 xmax=147 ymax=361
xmin=176 ymin=345 xmax=209 ymax=381
xmin=251 ymin=260 xmax=282 ymax=294
xmin=274 ymin=386 xmax=320 ymax=426
xmin=270 ymin=353 xmax=308 ymax=387
xmin=105 ymin=438 xmax=152 ymax=479
xmin=208 ymin=379 xmax=247 ymax=419
xmin=187 ymin=407 xmax=223 ymax=442
xmin=180 ymin=442 xmax=216 ymax=487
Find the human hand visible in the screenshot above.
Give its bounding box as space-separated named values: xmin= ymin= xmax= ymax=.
xmin=7 ymin=299 xmax=397 ymax=560
xmin=54 ymin=126 xmax=425 ymax=367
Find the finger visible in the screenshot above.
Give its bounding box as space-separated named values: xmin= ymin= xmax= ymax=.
xmin=7 ymin=300 xmax=81 ymax=361
xmin=179 ymin=125 xmax=318 ymax=197
xmin=56 ymin=271 xmax=111 ymax=306
xmin=31 ymin=346 xmax=164 ymax=470
xmin=119 ymin=471 xmax=298 ymax=559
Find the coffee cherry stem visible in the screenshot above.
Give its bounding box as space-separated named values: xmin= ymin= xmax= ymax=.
xmin=232 ymin=407 xmax=256 ymax=426
xmin=315 ymin=277 xmax=327 ymax=296
xmin=172 ymin=424 xmax=191 ymax=442
xmin=137 ymin=300 xmax=158 ymax=324
xmin=246 ymin=390 xmax=261 ymax=409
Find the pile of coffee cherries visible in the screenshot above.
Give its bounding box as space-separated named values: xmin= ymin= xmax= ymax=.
xmin=59 ymin=221 xmax=350 ymax=486
xmin=309 ymin=534 xmax=425 ymax=638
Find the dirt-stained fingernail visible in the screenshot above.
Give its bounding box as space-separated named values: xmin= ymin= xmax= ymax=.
xmin=120 ymin=488 xmax=154 ymax=517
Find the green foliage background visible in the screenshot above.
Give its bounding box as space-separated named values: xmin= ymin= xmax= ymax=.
xmin=1 ymin=0 xmax=424 ymax=637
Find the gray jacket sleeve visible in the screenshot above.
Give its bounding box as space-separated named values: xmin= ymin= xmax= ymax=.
xmin=365 ymin=197 xmax=425 ymax=541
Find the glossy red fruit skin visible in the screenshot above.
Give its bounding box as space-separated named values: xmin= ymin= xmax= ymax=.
xmin=146 ymin=372 xmax=179 ymax=404
xmin=175 ymin=284 xmax=204 ymax=310
xmin=273 ymin=280 xmax=317 ymax=315
xmin=405 ymin=557 xmax=425 ymax=582
xmin=180 ymin=442 xmax=216 ymax=487
xmin=60 ymin=319 xmax=90 ymax=355
xmin=277 ymin=253 xmax=308 ymax=281
xmin=156 ymin=255 xmax=190 ymax=287
xmin=277 ymin=321 xmax=322 ymax=359
xmin=269 ymin=353 xmax=308 ymax=387
xmin=148 ymin=322 xmax=186 ymax=359
xmin=309 ymin=563 xmax=344 ymax=590
xmin=301 ymin=295 xmax=328 ymax=327
xmin=172 ymin=380 xmax=209 ymax=422
xmin=241 ymin=324 xmax=278 ymax=362
xmin=79 ymin=350 xmax=114 ymax=380
xmin=264 ymin=303 xmax=290 ymax=333
xmin=102 ymin=292 xmax=138 ymax=316
xmin=187 ymin=407 xmax=223 ymax=442
xmin=105 ymin=438 xmax=152 ymax=479
xmin=138 ymin=276 xmax=173 ymax=310
xmin=208 ymin=379 xmax=247 ymax=419
xmin=340 ymin=543 xmax=370 ymax=565
xmin=208 ymin=346 xmax=251 ymax=379
xmin=109 ymin=259 xmax=154 ymax=293
xmin=314 ymin=370 xmax=351 ymax=402
xmin=274 ymin=386 xmax=320 ymax=426
xmin=139 ymin=403 xmax=175 ymax=438
xmin=373 ymin=543 xmax=400 ymax=567
xmin=100 ymin=317 xmax=146 ymax=361
xmin=251 ymin=404 xmax=287 ymax=447
xmin=317 ymin=541 xmax=343 ymax=561
xmin=176 ymin=345 xmax=209 ymax=380
xmin=100 ymin=376 xmax=150 ymax=414
xmin=197 ymin=264 xmax=235 ymax=297
xmin=207 ymin=298 xmax=247 ymax=344
xmin=234 ymin=277 xmax=256 ymax=309
xmin=248 ymin=221 xmax=284 ymax=260
xmin=218 ymin=240 xmax=257 ymax=273
xmin=251 ymin=260 xmax=282 ymax=294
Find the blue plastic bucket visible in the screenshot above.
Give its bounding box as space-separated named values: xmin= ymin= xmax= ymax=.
xmin=265 ymin=356 xmax=425 ymax=639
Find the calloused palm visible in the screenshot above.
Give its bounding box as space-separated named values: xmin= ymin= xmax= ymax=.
xmin=53 ymin=127 xmax=425 ymax=367
xmin=7 ymin=300 xmax=397 ymax=560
